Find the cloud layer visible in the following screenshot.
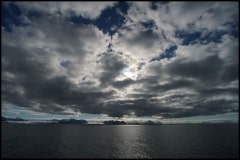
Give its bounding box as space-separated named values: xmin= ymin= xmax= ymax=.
xmin=2 ymin=2 xmax=239 ymax=119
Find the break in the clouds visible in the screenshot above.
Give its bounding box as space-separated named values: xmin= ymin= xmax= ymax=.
xmin=2 ymin=2 xmax=239 ymax=120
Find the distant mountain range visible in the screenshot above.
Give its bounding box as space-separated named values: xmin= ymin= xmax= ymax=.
xmin=1 ymin=116 xmax=164 ymax=125
xmin=56 ymin=119 xmax=88 ymax=124
xmin=2 ymin=117 xmax=25 ymax=122
xmin=1 ymin=116 xmax=237 ymax=125
xmin=2 ymin=117 xmax=88 ymax=124
xmin=103 ymin=120 xmax=127 ymax=125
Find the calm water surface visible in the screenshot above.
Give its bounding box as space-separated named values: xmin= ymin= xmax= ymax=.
xmin=1 ymin=123 xmax=239 ymax=158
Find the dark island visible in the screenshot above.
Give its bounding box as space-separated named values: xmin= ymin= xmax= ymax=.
xmin=103 ymin=120 xmax=127 ymax=125
xmin=2 ymin=116 xmax=25 ymax=122
xmin=56 ymin=119 xmax=88 ymax=124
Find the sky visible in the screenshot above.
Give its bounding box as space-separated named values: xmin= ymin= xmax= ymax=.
xmin=1 ymin=1 xmax=239 ymax=123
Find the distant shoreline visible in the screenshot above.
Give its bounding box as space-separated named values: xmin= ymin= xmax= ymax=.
xmin=2 ymin=122 xmax=238 ymax=125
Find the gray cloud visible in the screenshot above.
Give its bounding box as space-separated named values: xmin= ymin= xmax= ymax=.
xmin=97 ymin=52 xmax=128 ymax=87
xmin=124 ymin=29 xmax=160 ymax=48
xmin=13 ymin=2 xmax=116 ymax=19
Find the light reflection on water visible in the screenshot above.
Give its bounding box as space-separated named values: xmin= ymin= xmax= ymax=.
xmin=1 ymin=124 xmax=239 ymax=158
xmin=112 ymin=125 xmax=150 ymax=158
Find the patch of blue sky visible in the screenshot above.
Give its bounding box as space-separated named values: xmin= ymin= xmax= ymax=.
xmin=68 ymin=15 xmax=93 ymax=26
xmin=176 ymin=27 xmax=238 ymax=46
xmin=2 ymin=2 xmax=43 ymax=32
xmin=69 ymin=2 xmax=129 ymax=36
xmin=140 ymin=20 xmax=156 ymax=29
xmin=2 ymin=2 xmax=23 ymax=32
xmin=94 ymin=2 xmax=128 ymax=35
xmin=176 ymin=31 xmax=202 ymax=45
xmin=150 ymin=45 xmax=177 ymax=62
xmin=2 ymin=2 xmax=129 ymax=37
xmin=223 ymin=20 xmax=239 ymax=38
xmin=150 ymin=2 xmax=158 ymax=10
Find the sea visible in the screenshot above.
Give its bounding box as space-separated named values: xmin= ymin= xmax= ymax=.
xmin=1 ymin=123 xmax=239 ymax=159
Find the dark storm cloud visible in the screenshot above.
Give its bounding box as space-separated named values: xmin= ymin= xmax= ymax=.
xmin=112 ymin=78 xmax=135 ymax=89
xmin=99 ymin=96 xmax=237 ymax=118
xmin=167 ymin=55 xmax=224 ymax=83
xmin=2 ymin=67 xmax=115 ymax=115
xmin=2 ymin=2 xmax=239 ymax=119
xmin=198 ymin=88 xmax=238 ymax=96
xmin=220 ymin=63 xmax=239 ymax=84
xmin=100 ymin=98 xmax=172 ymax=118
xmin=103 ymin=93 xmax=237 ymax=118
xmin=166 ymin=99 xmax=238 ymax=118
xmin=145 ymin=79 xmax=196 ymax=93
